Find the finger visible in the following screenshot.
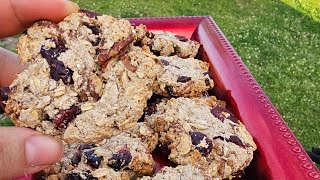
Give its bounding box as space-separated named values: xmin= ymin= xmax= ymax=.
xmin=0 ymin=0 xmax=79 ymax=38
xmin=0 ymin=48 xmax=27 ymax=87
xmin=0 ymin=127 xmax=63 ymax=179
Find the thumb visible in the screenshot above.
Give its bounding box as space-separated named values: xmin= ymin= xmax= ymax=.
xmin=0 ymin=127 xmax=63 ymax=179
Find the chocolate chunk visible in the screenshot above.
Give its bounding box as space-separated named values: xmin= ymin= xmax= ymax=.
xmin=165 ymin=86 xmax=177 ymax=97
xmin=91 ymin=37 xmax=101 ymax=46
xmin=0 ymin=87 xmax=10 ymax=111
xmin=213 ymin=136 xmax=225 ymax=141
xmin=79 ymin=144 xmax=94 ymax=150
xmin=177 ymin=76 xmax=191 ymax=83
xmin=175 ymin=35 xmax=188 ymax=42
xmin=54 ymin=106 xmax=81 ymax=128
xmin=211 ymin=106 xmax=238 ymax=123
xmin=71 ymin=152 xmax=82 ymax=166
xmin=40 ymin=38 xmax=73 ymax=85
xmin=144 ymin=95 xmax=163 ymax=115
xmin=65 ymin=173 xmax=82 ymax=180
xmin=146 ymin=31 xmax=155 ymax=39
xmin=190 ymin=132 xmax=213 ymax=156
xmin=84 ymin=150 xmax=102 ymax=168
xmin=85 ymin=24 xmax=100 ymax=35
xmin=98 ymin=33 xmax=135 ymax=68
xmin=231 ymin=170 xmax=245 ymax=178
xmin=227 ymin=135 xmax=245 ymax=148
xmin=80 ymin=9 xmax=100 ymax=18
xmin=108 ymin=148 xmax=132 ymax=171
xmin=205 ymin=78 xmax=211 ymax=86
xmin=160 ymin=59 xmax=170 ymax=66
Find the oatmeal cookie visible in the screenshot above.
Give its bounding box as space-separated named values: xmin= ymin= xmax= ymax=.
xmin=5 ymin=12 xmax=163 ymax=142
xmin=37 ymin=123 xmax=158 ymax=179
xmin=154 ymin=56 xmax=214 ymax=97
xmin=145 ymin=97 xmax=256 ymax=179
xmin=140 ymin=31 xmax=200 ymax=58
xmin=140 ymin=165 xmax=211 ymax=180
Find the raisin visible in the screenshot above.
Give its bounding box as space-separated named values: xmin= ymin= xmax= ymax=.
xmin=40 ymin=38 xmax=73 ymax=85
xmin=160 ymin=59 xmax=170 ymax=66
xmin=211 ymin=106 xmax=238 ymax=123
xmin=84 ymin=150 xmax=102 ymax=168
xmin=227 ymin=135 xmax=245 ymax=148
xmin=54 ymin=106 xmax=81 ymax=128
xmin=190 ymin=132 xmax=213 ymax=156
xmin=175 ymin=35 xmax=188 ymax=42
xmin=177 ymin=76 xmax=191 ymax=83
xmin=107 ymin=148 xmax=132 ymax=171
xmin=71 ymin=152 xmax=82 ymax=165
xmin=80 ymin=9 xmax=100 ymax=18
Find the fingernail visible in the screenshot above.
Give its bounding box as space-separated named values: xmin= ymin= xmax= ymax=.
xmin=65 ymin=0 xmax=80 ymax=14
xmin=25 ymin=135 xmax=63 ymax=166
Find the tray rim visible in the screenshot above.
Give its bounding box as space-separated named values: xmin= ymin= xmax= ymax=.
xmin=127 ymin=15 xmax=319 ymax=179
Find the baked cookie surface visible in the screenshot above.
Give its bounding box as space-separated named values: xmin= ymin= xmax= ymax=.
xmin=140 ymin=165 xmax=211 ymax=180
xmin=145 ymin=97 xmax=256 ymax=179
xmin=154 ymin=56 xmax=214 ymax=97
xmin=37 ymin=123 xmax=158 ymax=180
xmin=5 ymin=12 xmax=163 ymax=143
xmin=140 ymin=31 xmax=200 ymax=58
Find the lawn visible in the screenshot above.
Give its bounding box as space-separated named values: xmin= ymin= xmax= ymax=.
xmin=1 ymin=0 xmax=319 ymax=157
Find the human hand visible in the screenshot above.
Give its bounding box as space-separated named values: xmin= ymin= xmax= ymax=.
xmin=0 ymin=0 xmax=79 ymax=179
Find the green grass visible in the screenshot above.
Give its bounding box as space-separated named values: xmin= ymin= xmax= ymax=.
xmin=0 ymin=0 xmax=319 ymax=162
xmin=72 ymin=0 xmax=320 ymax=151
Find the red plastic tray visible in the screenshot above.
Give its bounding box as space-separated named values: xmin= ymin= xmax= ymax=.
xmin=19 ymin=16 xmax=319 ymax=180
xmin=128 ymin=16 xmax=319 ymax=179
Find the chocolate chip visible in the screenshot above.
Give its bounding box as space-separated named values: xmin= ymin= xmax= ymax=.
xmin=202 ymin=91 xmax=210 ymax=97
xmin=211 ymin=106 xmax=238 ymax=123
xmin=84 ymin=150 xmax=102 ymax=168
xmin=190 ymin=132 xmax=213 ymax=156
xmin=160 ymin=59 xmax=170 ymax=66
xmin=158 ymin=141 xmax=171 ymax=155
xmin=108 ymin=148 xmax=132 ymax=171
xmin=80 ymin=9 xmax=100 ymax=18
xmin=54 ymin=106 xmax=81 ymax=128
xmin=98 ymin=33 xmax=135 ymax=68
xmin=205 ymin=78 xmax=211 ymax=86
xmin=175 ymin=35 xmax=188 ymax=42
xmin=165 ymin=86 xmax=177 ymax=97
xmin=177 ymin=76 xmax=191 ymax=83
xmin=33 ymin=171 xmax=46 ymax=180
xmin=71 ymin=152 xmax=82 ymax=165
xmin=227 ymin=135 xmax=245 ymax=148
xmin=203 ymin=71 xmax=213 ymax=79
xmin=40 ymin=38 xmax=73 ymax=85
